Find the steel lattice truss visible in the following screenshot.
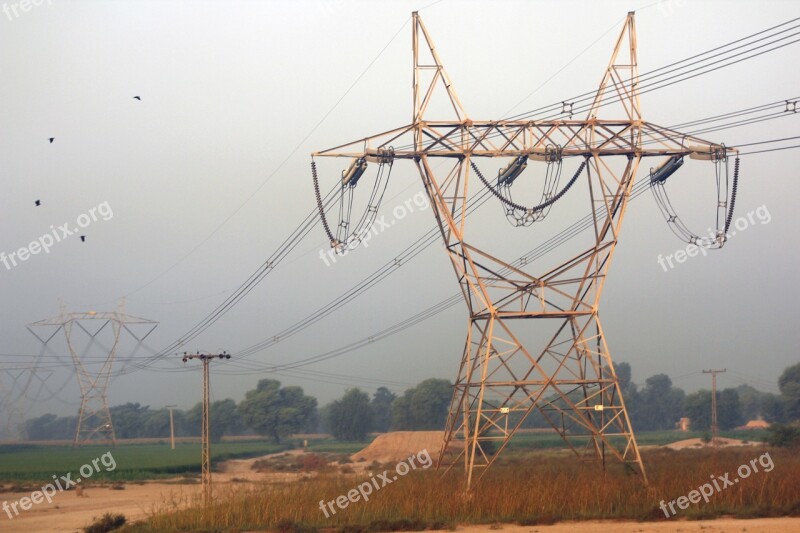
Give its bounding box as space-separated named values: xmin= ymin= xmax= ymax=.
xmin=0 ymin=366 xmax=53 ymax=440
xmin=28 ymin=304 xmax=158 ymax=447
xmin=313 ymin=12 xmax=736 ymax=489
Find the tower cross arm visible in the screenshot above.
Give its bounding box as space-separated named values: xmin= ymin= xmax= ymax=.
xmin=312 ymin=119 xmax=737 ymax=161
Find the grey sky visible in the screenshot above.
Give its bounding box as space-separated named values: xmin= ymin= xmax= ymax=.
xmin=1 ymin=0 xmax=798 ymax=419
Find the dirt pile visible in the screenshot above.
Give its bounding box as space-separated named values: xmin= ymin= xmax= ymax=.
xmin=352 ymin=431 xmax=445 ymax=463
xmin=663 ymin=437 xmax=760 ymax=450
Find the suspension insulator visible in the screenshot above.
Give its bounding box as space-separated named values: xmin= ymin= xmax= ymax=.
xmin=649 ymin=155 xmax=684 ymax=184
xmin=724 ymin=157 xmax=740 ymax=235
xmin=342 ymin=157 xmax=368 ymax=187
xmin=497 ymin=155 xmax=528 ymax=187
xmin=312 ymin=159 xmax=336 ymax=245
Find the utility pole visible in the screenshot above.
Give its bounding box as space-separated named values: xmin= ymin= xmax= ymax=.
xmin=182 ymin=351 xmax=230 ymax=506
xmin=703 ymin=369 xmax=727 ymax=445
xmin=166 ymin=405 xmax=176 ymax=450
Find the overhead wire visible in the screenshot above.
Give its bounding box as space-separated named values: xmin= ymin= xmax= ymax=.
xmin=39 ymin=16 xmax=800 ymax=386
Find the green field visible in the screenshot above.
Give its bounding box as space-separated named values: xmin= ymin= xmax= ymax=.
xmin=0 ymin=430 xmax=767 ymax=484
xmin=504 ymin=428 xmax=768 ymax=451
xmin=0 ymin=440 xmax=288 ymax=482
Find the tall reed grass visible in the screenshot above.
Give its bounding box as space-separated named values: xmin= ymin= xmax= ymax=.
xmin=128 ymin=447 xmax=800 ymax=531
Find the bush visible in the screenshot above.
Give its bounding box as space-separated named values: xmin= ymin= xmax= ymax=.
xmin=84 ymin=513 xmax=126 ymax=533
xmin=767 ymin=424 xmax=800 ymax=448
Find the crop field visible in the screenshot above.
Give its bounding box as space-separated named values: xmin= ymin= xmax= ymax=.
xmin=0 ymin=430 xmax=766 ymax=483
xmin=0 ymin=440 xmax=287 ymax=482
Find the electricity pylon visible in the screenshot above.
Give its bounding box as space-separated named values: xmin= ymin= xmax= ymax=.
xmin=0 ymin=366 xmax=53 ymax=440
xmin=312 ymin=12 xmax=736 ymax=489
xmin=28 ymin=303 xmax=158 ymax=447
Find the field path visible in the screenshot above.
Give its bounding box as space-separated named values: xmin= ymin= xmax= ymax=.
xmin=0 ymin=482 xmax=199 ymax=532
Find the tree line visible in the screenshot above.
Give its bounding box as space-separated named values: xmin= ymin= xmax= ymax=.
xmin=23 ymin=363 xmax=800 ymax=442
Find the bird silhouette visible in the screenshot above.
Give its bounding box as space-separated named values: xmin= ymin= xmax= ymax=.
xmin=80 ymin=235 xmax=86 ymax=242
xmin=35 ymin=200 xmax=41 ymax=207
xmin=48 ymin=138 xmax=54 ymax=143
xmin=133 ymin=96 xmax=141 ymax=100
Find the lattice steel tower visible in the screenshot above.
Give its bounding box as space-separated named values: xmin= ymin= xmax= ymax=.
xmin=312 ymin=12 xmax=737 ymax=489
xmin=28 ymin=303 xmax=158 ymax=447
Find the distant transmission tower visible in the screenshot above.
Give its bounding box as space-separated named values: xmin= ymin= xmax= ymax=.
xmin=28 ymin=303 xmax=158 ymax=447
xmin=0 ymin=366 xmax=53 ymax=440
xmin=312 ymin=12 xmax=739 ymax=489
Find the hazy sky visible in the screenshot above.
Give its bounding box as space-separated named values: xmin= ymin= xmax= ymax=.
xmin=1 ymin=0 xmax=798 ymax=420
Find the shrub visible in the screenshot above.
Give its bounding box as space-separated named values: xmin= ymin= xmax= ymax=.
xmin=84 ymin=513 xmax=126 ymax=533
xmin=767 ymin=424 xmax=800 ymax=448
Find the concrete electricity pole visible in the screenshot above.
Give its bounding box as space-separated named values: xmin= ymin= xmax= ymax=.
xmin=703 ymin=369 xmax=727 ymax=445
xmin=166 ymin=405 xmax=177 ymax=450
xmin=182 ymin=352 xmax=230 ymax=506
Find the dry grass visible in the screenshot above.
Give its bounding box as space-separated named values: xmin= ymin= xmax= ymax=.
xmin=126 ymin=447 xmax=800 ymax=531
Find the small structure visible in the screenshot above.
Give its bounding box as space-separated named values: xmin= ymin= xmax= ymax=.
xmin=736 ymin=418 xmax=770 ymax=430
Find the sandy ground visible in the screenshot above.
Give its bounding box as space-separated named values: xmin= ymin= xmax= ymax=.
xmin=663 ymin=437 xmax=760 ymax=451
xmin=454 ymin=518 xmax=800 ymax=532
xmin=0 ymin=481 xmax=200 ymax=532
xmin=0 ymin=449 xmax=317 ymax=532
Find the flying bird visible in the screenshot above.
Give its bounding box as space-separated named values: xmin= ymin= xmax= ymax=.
xmin=133 ymin=96 xmax=141 ymax=100
xmin=35 ymin=200 xmax=41 ymax=206
xmin=80 ymin=235 xmax=86 ymax=242
xmin=48 ymin=138 xmax=54 ymax=143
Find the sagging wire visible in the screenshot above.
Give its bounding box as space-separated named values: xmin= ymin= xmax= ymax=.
xmin=313 ymin=149 xmax=395 ymax=253
xmin=650 ymin=143 xmax=741 ymax=248
xmin=472 ymin=151 xmax=587 ymax=227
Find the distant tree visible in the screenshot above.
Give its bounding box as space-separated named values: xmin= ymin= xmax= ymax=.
xmin=766 ymin=423 xmax=800 ymax=448
xmin=390 ymin=394 xmax=414 ymax=430
xmin=370 ymin=387 xmax=396 ymax=432
xmin=683 ymin=388 xmax=743 ymax=431
xmin=392 ymin=378 xmax=452 ymax=430
xmin=238 ymin=379 xmax=317 ymax=443
xmin=25 ymin=413 xmax=76 ymax=441
xmin=190 ymin=399 xmax=247 ymax=442
xmin=735 ymin=384 xmax=768 ymax=421
xmin=684 ymin=390 xmax=712 ymax=431
xmin=185 ymin=403 xmax=202 ymax=437
xmin=717 ymin=389 xmax=744 ymax=430
xmin=631 ymin=374 xmax=684 ymax=431
xmin=761 ymin=393 xmax=786 ymax=423
xmin=109 ymin=403 xmax=151 ymax=439
xmin=325 ymin=388 xmax=372 ymax=441
xmin=142 ymin=408 xmax=172 ymax=439
xmin=613 ymin=362 xmax=638 ymax=399
xmin=778 ymin=363 xmax=800 ymax=422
